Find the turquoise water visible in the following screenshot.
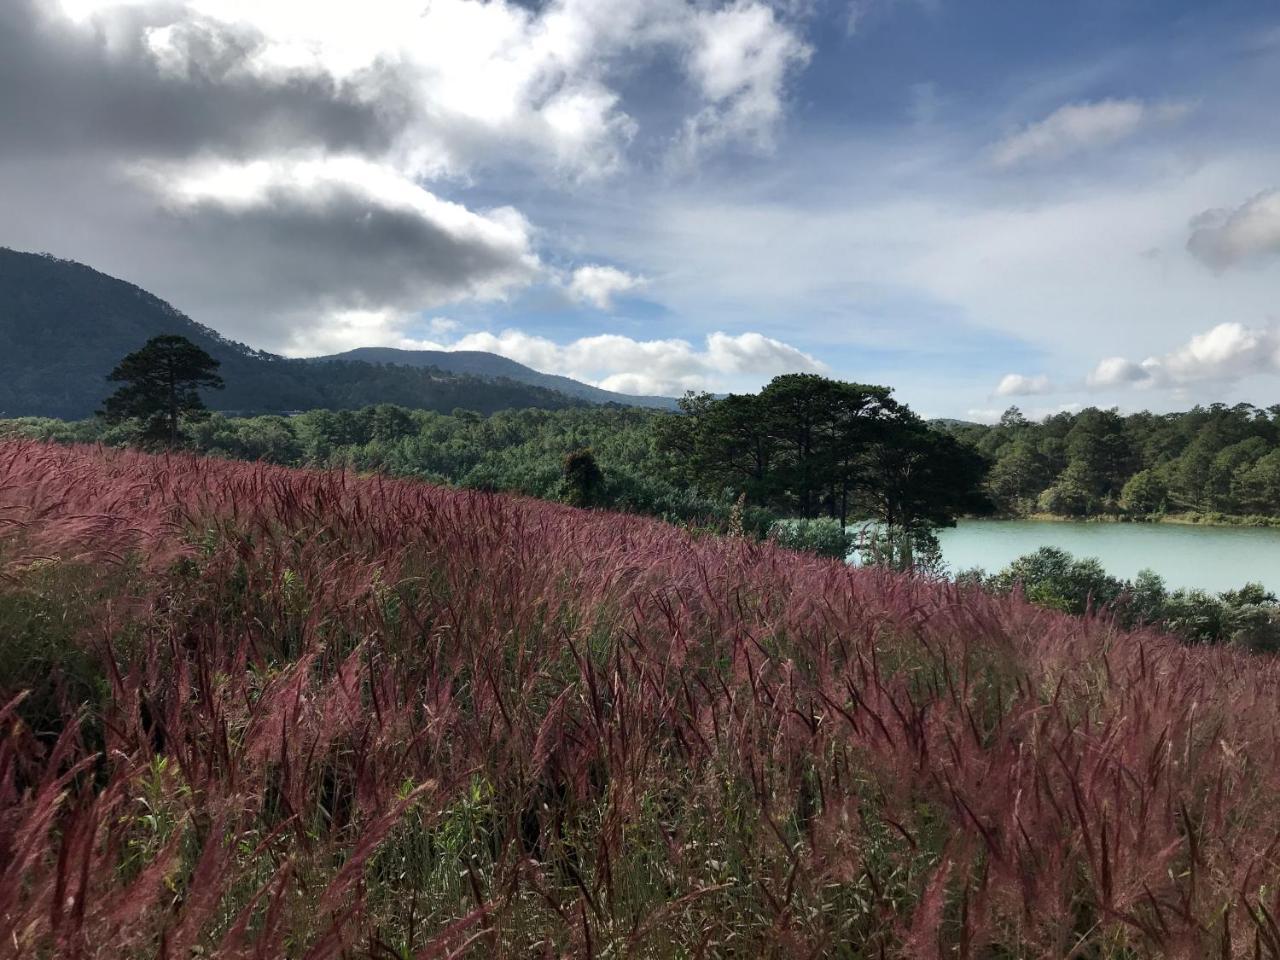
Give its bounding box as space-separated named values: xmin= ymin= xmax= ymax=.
xmin=933 ymin=519 xmax=1280 ymax=594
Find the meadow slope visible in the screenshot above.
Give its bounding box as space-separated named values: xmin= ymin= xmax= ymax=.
xmin=1 ymin=439 xmax=1279 ymax=958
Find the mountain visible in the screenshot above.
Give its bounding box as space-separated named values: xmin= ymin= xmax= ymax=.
xmin=315 ymin=347 xmax=680 ymax=410
xmin=0 ymin=248 xmax=633 ymax=419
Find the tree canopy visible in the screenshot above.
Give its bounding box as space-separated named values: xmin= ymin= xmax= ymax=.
xmin=656 ymin=373 xmax=990 ymax=532
xmin=950 ymin=402 xmax=1280 ymax=520
xmin=99 ymin=335 xmax=224 ymax=445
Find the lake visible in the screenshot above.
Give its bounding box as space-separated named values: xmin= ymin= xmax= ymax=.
xmin=932 ymin=519 xmax=1280 ymax=594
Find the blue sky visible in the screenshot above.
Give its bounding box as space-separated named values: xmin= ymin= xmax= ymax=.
xmin=3 ymin=0 xmax=1280 ymax=416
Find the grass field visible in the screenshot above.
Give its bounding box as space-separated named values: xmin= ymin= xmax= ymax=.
xmin=2 ymin=439 xmax=1279 ymax=958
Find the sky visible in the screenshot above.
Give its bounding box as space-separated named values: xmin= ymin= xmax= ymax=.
xmin=3 ymin=0 xmax=1280 ymax=417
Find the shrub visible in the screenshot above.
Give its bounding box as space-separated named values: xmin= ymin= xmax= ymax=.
xmin=985 ymin=546 xmax=1124 ymax=615
xmin=766 ymin=516 xmax=855 ymax=558
xmin=561 ymin=447 xmax=604 ymax=507
xmin=1120 ymin=468 xmax=1168 ymax=516
xmin=0 ymin=563 xmax=111 ymax=744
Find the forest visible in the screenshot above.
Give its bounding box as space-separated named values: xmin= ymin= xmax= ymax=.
xmin=0 ymin=248 xmax=595 ymax=419
xmin=952 ymin=402 xmax=1280 ymax=522
xmin=3 ymin=373 xmax=991 ymax=551
xmin=7 ymin=362 xmax=1280 ymax=651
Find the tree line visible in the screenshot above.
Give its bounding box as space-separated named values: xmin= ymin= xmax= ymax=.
xmin=8 ymin=338 xmax=994 ymax=562
xmin=966 ymin=546 xmax=1280 ymax=652
xmin=952 ymin=403 xmax=1280 ymax=522
xmin=655 ymin=375 xmax=990 ymax=531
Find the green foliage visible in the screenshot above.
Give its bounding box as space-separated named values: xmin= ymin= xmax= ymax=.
xmin=0 ymin=563 xmax=112 ymax=742
xmin=948 ymin=401 xmax=1280 ymax=522
xmin=5 ymin=404 xmax=777 ymax=533
xmin=1234 ymin=449 xmax=1280 ymax=514
xmin=766 ymin=517 xmax=855 ymax=559
xmin=561 ymin=447 xmax=604 ymax=507
xmin=656 ymin=374 xmax=991 ymax=543
xmin=982 ymin=546 xmax=1280 ymax=647
xmin=9 ymin=376 xmax=996 ymax=547
xmin=1119 ymin=468 xmax=1168 ymax=516
xmin=0 ymin=248 xmax=593 ymax=419
xmin=99 ymin=334 xmax=224 ymax=446
xmin=1036 ymin=462 xmax=1101 ymax=517
xmin=985 ymin=439 xmax=1049 ymax=514
xmin=855 ymin=526 xmax=946 ymax=575
xmin=986 ymin=547 xmax=1124 ymax=615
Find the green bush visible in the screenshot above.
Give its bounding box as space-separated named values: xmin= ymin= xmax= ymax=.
xmin=1120 ymin=468 xmax=1168 ymax=516
xmin=0 ymin=563 xmax=111 ymax=742
xmin=767 ymin=518 xmax=855 ymax=559
xmin=986 ymin=547 xmax=1122 ymax=614
xmin=984 ymin=547 xmax=1280 ymax=649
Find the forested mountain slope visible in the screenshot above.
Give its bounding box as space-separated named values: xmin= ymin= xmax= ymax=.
xmin=318 ymin=347 xmax=679 ymax=409
xmin=0 ymin=249 xmax=589 ymax=417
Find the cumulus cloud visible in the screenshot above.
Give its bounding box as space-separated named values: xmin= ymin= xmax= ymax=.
xmin=995 ymin=373 xmax=1052 ymax=396
xmin=0 ymin=0 xmax=813 ymax=351
xmin=1089 ymin=322 xmax=1280 ymax=389
xmin=446 ymin=329 xmax=826 ymax=395
xmin=566 ymin=265 xmax=645 ymax=309
xmin=427 ymin=317 xmax=462 ymax=335
xmin=283 ymin=309 xmax=448 ymax=357
xmin=1187 ymin=189 xmax=1280 ymax=270
xmin=677 ymin=1 xmax=812 ymax=160
xmin=29 ymin=0 xmax=810 ymax=181
xmin=125 ymin=155 xmax=540 ymax=344
xmin=1087 ymin=356 xmax=1151 ymax=388
xmin=991 ymin=98 xmax=1190 ymax=168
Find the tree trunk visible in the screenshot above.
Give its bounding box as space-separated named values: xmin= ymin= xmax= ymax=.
xmin=167 ymin=361 xmax=178 ymax=447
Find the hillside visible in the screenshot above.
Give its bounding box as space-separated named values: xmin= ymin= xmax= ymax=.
xmin=2 ymin=437 xmax=1275 ymax=955
xmin=319 ymin=346 xmax=680 ymax=409
xmin=0 ymin=248 xmax=592 ymax=418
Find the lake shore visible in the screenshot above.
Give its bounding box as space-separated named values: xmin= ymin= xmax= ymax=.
xmin=994 ymin=511 xmax=1280 ymax=530
xmin=937 ymin=517 xmax=1280 ymax=593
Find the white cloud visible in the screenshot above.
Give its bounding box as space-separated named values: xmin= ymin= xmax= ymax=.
xmin=678 ymin=1 xmax=812 ymax=158
xmin=1087 ymin=356 xmax=1150 ymax=388
xmin=447 ymin=328 xmax=825 ymax=395
xmin=995 ymin=372 xmax=1052 ymax=396
xmin=19 ymin=0 xmax=813 ymax=354
xmin=283 ymin=308 xmax=449 ymax=356
xmin=844 ymin=0 xmax=936 ymax=37
xmin=566 ymin=264 xmax=645 ymax=309
xmin=845 ymin=0 xmax=874 ymax=34
xmin=126 ymin=154 xmax=541 ymax=347
xmin=283 ymin=324 xmax=823 ymax=395
xmin=1090 ymin=322 xmax=1280 ymax=389
xmin=52 ymin=0 xmax=809 ymax=181
xmin=1187 ymin=189 xmax=1280 ymax=270
xmin=991 ymin=98 xmax=1189 ymax=168
xmin=428 ymin=317 xmax=462 ymax=335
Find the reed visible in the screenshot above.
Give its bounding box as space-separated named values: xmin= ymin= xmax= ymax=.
xmin=1 ymin=438 xmax=1278 ymax=957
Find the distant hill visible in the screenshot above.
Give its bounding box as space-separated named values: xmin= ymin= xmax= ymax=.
xmin=316 ymin=347 xmax=679 ymax=410
xmin=0 ymin=248 xmax=634 ymax=419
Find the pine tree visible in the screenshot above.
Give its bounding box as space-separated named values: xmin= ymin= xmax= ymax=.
xmin=99 ymin=335 xmax=224 ymax=446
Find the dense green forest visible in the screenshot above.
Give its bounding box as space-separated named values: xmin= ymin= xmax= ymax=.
xmin=3 ymin=404 xmax=754 ymax=526
xmin=3 ymin=374 xmax=992 ymax=559
xmin=657 ymin=379 xmax=989 ymax=531
xmin=950 ymin=402 xmax=1280 ymax=523
xmin=7 ymin=388 xmax=1280 ymax=647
